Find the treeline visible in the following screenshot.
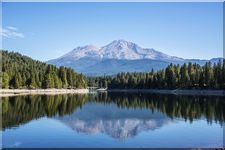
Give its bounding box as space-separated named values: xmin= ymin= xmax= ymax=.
xmin=1 ymin=50 xmax=87 ymax=89
xmin=94 ymin=93 xmax=225 ymax=125
xmin=2 ymin=93 xmax=224 ymax=129
xmin=2 ymin=94 xmax=87 ymax=129
xmin=89 ymin=60 xmax=225 ymax=89
xmin=2 ymin=50 xmax=225 ymax=90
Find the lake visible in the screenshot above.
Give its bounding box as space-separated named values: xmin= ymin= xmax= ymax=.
xmin=1 ymin=92 xmax=224 ymax=148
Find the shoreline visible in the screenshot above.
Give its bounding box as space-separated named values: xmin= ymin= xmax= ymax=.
xmin=107 ymin=89 xmax=225 ymax=96
xmin=0 ymin=88 xmax=225 ymax=97
xmin=0 ymin=89 xmax=89 ymax=97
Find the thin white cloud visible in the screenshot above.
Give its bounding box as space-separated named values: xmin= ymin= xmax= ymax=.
xmin=7 ymin=26 xmax=18 ymax=30
xmin=0 ymin=26 xmax=24 ymax=39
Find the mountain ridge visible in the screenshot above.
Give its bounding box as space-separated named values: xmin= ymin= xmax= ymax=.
xmin=47 ymin=40 xmax=223 ymax=76
xmin=56 ymin=40 xmax=185 ymax=61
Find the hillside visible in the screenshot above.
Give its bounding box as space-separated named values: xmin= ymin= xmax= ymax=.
xmin=1 ymin=50 xmax=87 ymax=89
xmin=89 ymin=60 xmax=225 ymax=90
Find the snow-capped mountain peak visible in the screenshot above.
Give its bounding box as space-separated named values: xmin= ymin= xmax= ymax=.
xmin=59 ymin=39 xmax=183 ymax=61
xmin=47 ymin=40 xmax=222 ymax=76
xmin=99 ymin=40 xmax=143 ymax=60
xmin=60 ymin=44 xmax=100 ymax=60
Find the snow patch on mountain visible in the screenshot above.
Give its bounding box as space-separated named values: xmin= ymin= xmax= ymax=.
xmin=58 ymin=40 xmax=184 ymax=61
xmin=47 ymin=40 xmax=222 ymax=76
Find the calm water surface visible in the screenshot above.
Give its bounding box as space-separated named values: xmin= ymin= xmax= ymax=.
xmin=1 ymin=93 xmax=224 ymax=148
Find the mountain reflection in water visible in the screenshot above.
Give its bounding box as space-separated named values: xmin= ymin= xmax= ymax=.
xmin=57 ymin=102 xmax=172 ymax=139
xmin=2 ymin=93 xmax=224 ymax=139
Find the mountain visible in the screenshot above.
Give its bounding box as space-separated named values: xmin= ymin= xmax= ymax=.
xmin=56 ymin=102 xmax=173 ymax=139
xmin=59 ymin=40 xmax=183 ymax=61
xmin=47 ymin=40 xmax=223 ymax=76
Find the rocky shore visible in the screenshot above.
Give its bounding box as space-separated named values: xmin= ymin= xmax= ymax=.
xmin=0 ymin=89 xmax=89 ymax=97
xmin=107 ymin=89 xmax=225 ymax=96
xmin=1 ymin=88 xmax=225 ymax=97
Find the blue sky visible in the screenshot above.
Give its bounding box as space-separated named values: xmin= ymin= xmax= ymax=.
xmin=2 ymin=2 xmax=223 ymax=61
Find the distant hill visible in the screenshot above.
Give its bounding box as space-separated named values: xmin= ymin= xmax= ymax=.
xmin=1 ymin=50 xmax=86 ymax=89
xmin=47 ymin=40 xmax=223 ymax=76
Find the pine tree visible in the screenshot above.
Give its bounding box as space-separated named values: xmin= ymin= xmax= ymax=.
xmin=180 ymin=63 xmax=190 ymax=88
xmin=165 ymin=64 xmax=176 ymax=88
xmin=29 ymin=73 xmax=38 ymax=89
xmin=222 ymin=60 xmax=225 ymax=88
xmin=204 ymin=62 xmax=214 ymax=88
xmin=59 ymin=66 xmax=68 ymax=88
xmin=43 ymin=73 xmax=54 ymax=88
xmin=66 ymin=69 xmax=73 ymax=88
xmin=11 ymin=73 xmax=22 ymax=89
xmin=2 ymin=72 xmax=9 ymax=88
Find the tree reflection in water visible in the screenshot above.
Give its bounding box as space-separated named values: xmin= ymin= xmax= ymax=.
xmin=2 ymin=93 xmax=225 ymax=131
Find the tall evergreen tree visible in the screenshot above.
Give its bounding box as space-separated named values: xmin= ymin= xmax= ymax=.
xmin=2 ymin=72 xmax=9 ymax=88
